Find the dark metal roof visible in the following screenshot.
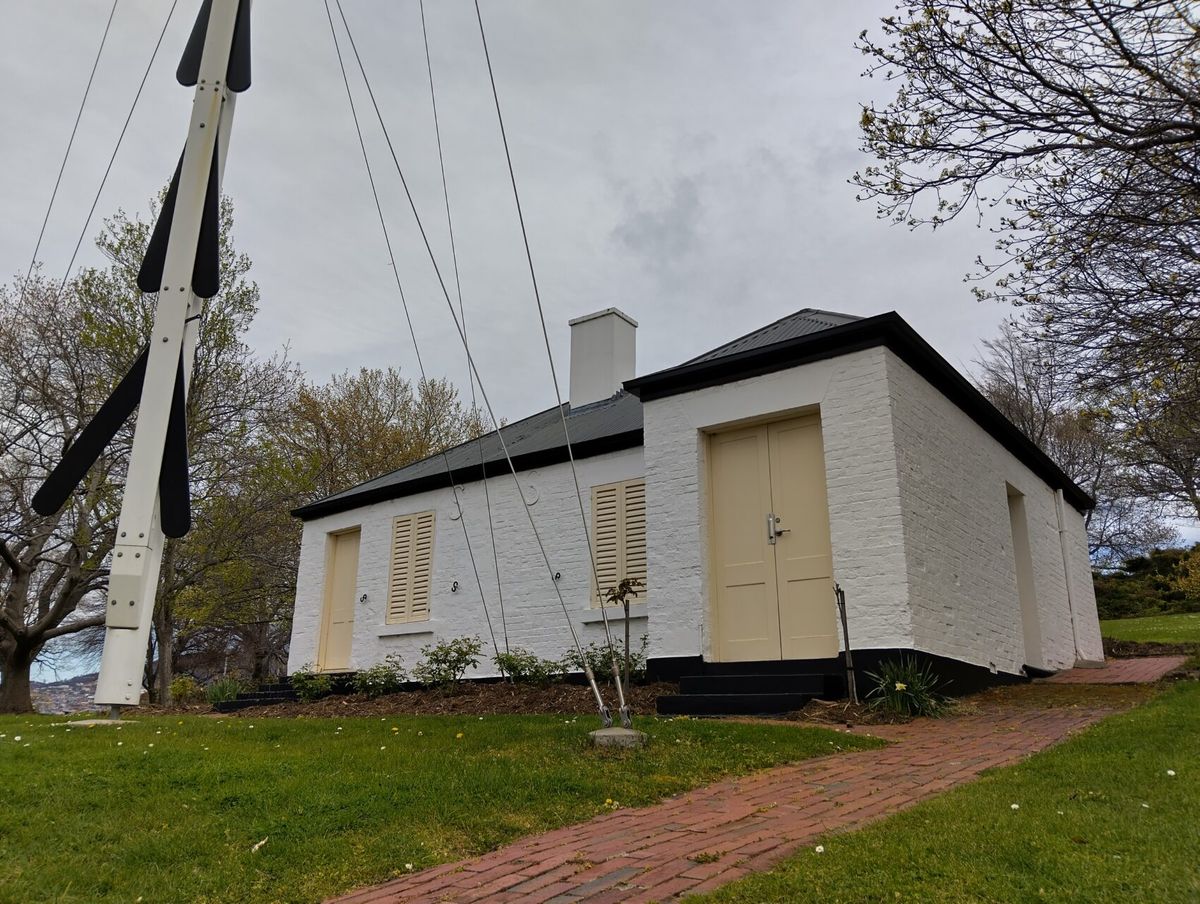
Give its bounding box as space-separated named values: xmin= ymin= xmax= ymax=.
xmin=295 ymin=307 xmax=1093 ymax=519
xmin=684 ymin=309 xmax=861 ymax=364
xmin=292 ymin=391 xmax=644 ymax=520
xmin=626 ymin=311 xmax=1094 ymax=513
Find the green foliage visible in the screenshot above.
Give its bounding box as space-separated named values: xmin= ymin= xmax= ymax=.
xmin=352 ymin=655 xmax=408 ymax=698
xmin=168 ymin=675 xmax=204 ymax=704
xmin=696 ymin=683 xmax=1200 ymax=904
xmin=413 ymin=636 xmax=484 ymax=689
xmin=1101 ymin=612 xmax=1200 ymax=645
xmin=204 ymin=676 xmax=246 ymax=705
xmin=563 ymin=635 xmax=648 ymax=684
xmin=290 ymin=665 xmax=333 ymax=702
xmin=1093 ymin=547 xmax=1199 ymax=620
xmin=865 ymin=655 xmax=948 ymax=718
xmin=493 ymin=648 xmax=564 ymax=686
xmin=0 ymin=712 xmax=877 ymax=904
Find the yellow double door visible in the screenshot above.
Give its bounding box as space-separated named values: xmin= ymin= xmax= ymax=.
xmin=709 ymin=415 xmax=838 ymax=662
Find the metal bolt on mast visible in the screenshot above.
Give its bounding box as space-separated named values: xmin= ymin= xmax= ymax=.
xmin=31 ymin=0 xmax=252 ymax=712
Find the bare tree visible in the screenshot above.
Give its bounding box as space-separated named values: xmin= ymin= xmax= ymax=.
xmin=856 ymin=1 xmax=1200 ymax=384
xmin=976 ymin=321 xmax=1175 ymax=564
xmin=1 ymin=199 xmax=299 ymax=712
xmin=280 ymin=367 xmax=486 ymax=504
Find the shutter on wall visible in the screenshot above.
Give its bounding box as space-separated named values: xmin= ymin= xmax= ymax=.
xmin=591 ymin=479 xmax=647 ymax=606
xmin=592 ymin=484 xmax=621 ymax=605
xmin=624 ymin=479 xmax=647 ymax=592
xmin=387 ymin=511 xmax=435 ymax=623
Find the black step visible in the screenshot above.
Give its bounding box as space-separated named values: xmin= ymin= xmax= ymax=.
xmin=234 ymin=689 xmax=297 ymax=700
xmin=656 ymin=692 xmax=816 ymax=716
xmin=213 ymin=698 xmax=274 ymax=713
xmin=679 ymin=673 xmax=828 ymax=696
xmin=698 ymin=657 xmax=844 ymax=676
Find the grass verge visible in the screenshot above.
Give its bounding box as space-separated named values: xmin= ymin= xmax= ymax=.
xmin=0 ymin=712 xmax=876 ymax=904
xmin=1101 ymin=611 xmax=1200 ymax=644
xmin=689 ymin=681 xmax=1199 ymax=903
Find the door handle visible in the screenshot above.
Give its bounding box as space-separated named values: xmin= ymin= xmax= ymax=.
xmin=767 ymin=513 xmax=790 ymax=545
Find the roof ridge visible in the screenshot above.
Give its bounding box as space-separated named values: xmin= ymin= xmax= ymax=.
xmin=683 ymin=307 xmax=860 ymax=365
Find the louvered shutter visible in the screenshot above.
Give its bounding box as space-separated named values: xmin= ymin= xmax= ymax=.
xmin=623 ymin=479 xmax=647 ymax=593
xmin=590 ymin=479 xmax=647 ymax=606
xmin=592 ymin=484 xmax=621 ymax=605
xmin=387 ymin=511 xmax=435 ymax=623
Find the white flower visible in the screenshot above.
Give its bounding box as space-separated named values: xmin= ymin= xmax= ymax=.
xmin=405 ymin=863 xmax=414 ymax=871
xmin=117 ymin=741 xmax=123 ymax=746
xmin=1011 ymin=803 xmax=1020 ymax=810
xmin=380 ymin=746 xmax=387 ymax=751
xmin=815 ymin=845 xmax=825 ymax=854
xmin=13 ymin=736 xmax=20 ymax=742
xmin=1167 ymin=769 xmax=1176 ymax=776
xmin=1142 ymin=803 xmax=1150 ymax=809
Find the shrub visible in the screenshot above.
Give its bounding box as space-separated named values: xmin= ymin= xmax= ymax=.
xmin=865 ymin=655 xmax=949 ymax=718
xmin=413 ymin=636 xmax=484 ymax=689
xmin=169 ymin=674 xmax=204 ymax=704
xmin=205 ymin=676 xmax=246 ymax=705
xmin=494 ymin=648 xmax=563 ymax=686
xmin=563 ymin=635 xmax=648 ymax=684
xmin=353 ymin=655 xmax=408 ymax=698
xmin=290 ymin=665 xmax=334 ymax=702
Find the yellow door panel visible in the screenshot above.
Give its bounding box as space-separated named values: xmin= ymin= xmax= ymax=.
xmin=709 ymin=426 xmax=781 ymax=661
xmin=768 ymin=417 xmax=838 ymax=660
xmin=318 ymin=528 xmax=359 ymax=672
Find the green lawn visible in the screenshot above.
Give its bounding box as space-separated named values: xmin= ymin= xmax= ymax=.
xmin=1101 ymin=611 xmax=1200 ymax=644
xmin=690 ymin=681 xmax=1200 ymax=904
xmin=0 ymin=713 xmax=877 ymax=904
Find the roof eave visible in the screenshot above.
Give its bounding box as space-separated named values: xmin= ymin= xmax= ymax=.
xmin=291 ymin=427 xmax=645 ymax=522
xmin=625 ymin=312 xmax=1094 ymax=513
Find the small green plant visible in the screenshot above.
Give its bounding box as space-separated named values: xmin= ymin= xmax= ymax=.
xmin=413 ymin=636 xmax=484 ymax=690
xmin=353 ymin=654 xmax=408 ymax=698
xmin=493 ymin=648 xmax=564 ymax=686
xmin=290 ymin=664 xmax=334 ymax=702
xmin=865 ymin=655 xmax=949 ymax=717
xmin=168 ymin=674 xmax=204 ymax=704
xmin=205 ymin=676 xmax=246 ymax=705
xmin=603 ymin=577 xmax=645 ymax=686
xmin=563 ymin=634 xmax=649 ymax=684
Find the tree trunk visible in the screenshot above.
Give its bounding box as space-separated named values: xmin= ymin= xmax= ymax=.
xmin=0 ymin=647 xmax=35 ymax=714
xmin=153 ymin=598 xmax=174 ymax=704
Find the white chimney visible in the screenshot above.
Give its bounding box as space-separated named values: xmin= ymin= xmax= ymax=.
xmin=568 ymin=308 xmax=638 ymax=408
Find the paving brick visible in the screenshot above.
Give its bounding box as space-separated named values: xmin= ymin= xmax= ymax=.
xmin=328 ymin=678 xmax=1160 ymax=903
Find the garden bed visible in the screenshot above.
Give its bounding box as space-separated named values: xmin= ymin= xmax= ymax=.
xmin=228 ymin=680 xmax=678 ymax=719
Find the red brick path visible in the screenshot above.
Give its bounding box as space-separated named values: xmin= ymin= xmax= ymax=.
xmin=329 ymin=660 xmax=1178 ymax=904
xmin=1039 ymin=655 xmax=1187 ymax=684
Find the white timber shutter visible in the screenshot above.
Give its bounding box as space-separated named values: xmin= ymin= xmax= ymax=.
xmin=590 ymin=479 xmax=647 ymax=606
xmin=387 ymin=511 xmax=435 ymax=623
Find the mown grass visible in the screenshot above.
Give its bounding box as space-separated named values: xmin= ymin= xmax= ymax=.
xmin=0 ymin=712 xmax=877 ymax=904
xmin=690 ymin=681 xmax=1200 ymax=903
xmin=1101 ymin=611 xmax=1200 ymax=644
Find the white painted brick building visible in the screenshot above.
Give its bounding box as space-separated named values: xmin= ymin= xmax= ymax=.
xmin=289 ymin=308 xmax=1102 ymax=703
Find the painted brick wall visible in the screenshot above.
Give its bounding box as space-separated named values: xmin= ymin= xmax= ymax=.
xmin=641 ymin=347 xmax=914 ymax=661
xmin=288 ymin=447 xmax=645 ymax=677
xmin=884 ymin=350 xmax=1103 ymax=673
xmin=288 ymin=345 xmax=1103 ymax=681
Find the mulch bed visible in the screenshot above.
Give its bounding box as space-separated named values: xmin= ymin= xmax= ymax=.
xmin=786 ymin=697 xmax=911 ymax=726
xmin=226 ymin=681 xmax=679 ymax=719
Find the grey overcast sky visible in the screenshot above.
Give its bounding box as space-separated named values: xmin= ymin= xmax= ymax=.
xmin=1 ymin=0 xmax=1012 ymax=423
